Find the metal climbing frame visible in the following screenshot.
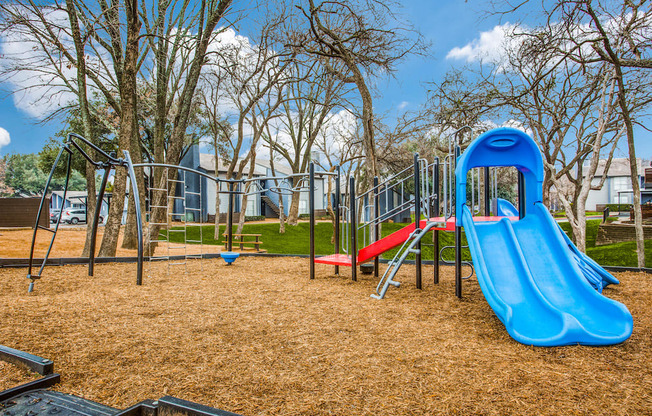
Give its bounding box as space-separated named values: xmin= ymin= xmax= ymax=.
xmin=143 ymin=167 xmax=205 ymax=275
xmin=26 ymin=133 xmax=143 ymax=293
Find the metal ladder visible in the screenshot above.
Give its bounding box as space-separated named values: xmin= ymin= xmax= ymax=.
xmin=371 ymin=221 xmax=442 ymax=299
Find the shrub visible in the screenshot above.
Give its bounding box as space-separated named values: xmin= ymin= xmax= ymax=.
xmin=298 ymin=213 xmax=330 ymax=220
xmin=605 ymin=203 xmax=633 ymax=212
xmin=245 ymin=215 xmax=266 ymax=222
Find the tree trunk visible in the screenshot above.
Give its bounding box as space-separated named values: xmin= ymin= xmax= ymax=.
xmin=66 ymin=0 xmax=97 ymax=258
xmin=214 ymin=154 xmax=221 ymax=240
xmin=287 ymin=188 xmax=301 ymax=225
xmin=99 ymin=168 xmax=127 ymax=257
xmin=624 ymin=127 xmax=645 ymax=268
xmin=98 ymin=0 xmax=141 ymax=257
xmin=278 ymin=193 xmax=286 ymax=233
xmin=351 ymin=67 xmax=379 ymax=182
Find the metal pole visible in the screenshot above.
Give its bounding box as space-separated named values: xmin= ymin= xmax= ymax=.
xmin=433 ymin=157 xmax=440 ymax=285
xmin=455 ymin=145 xmax=462 ymax=299
xmin=414 ymin=153 xmax=422 ymax=290
xmin=334 ymin=166 xmax=340 ymax=276
xmin=518 ymin=171 xmax=526 ymax=219
xmin=27 ymin=145 xmax=66 ymax=285
xmin=350 ymin=176 xmax=357 ymax=282
xmin=89 ymin=165 xmax=111 ymax=276
xmin=123 ymin=151 xmax=143 ymax=286
xmin=373 ymin=176 xmax=379 ymax=278
xmin=309 ymin=163 xmax=315 ymax=280
xmin=227 ymin=181 xmax=234 ymax=252
xmin=484 ymin=166 xmax=490 ymax=216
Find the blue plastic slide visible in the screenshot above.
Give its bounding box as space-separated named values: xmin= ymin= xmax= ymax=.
xmin=456 ymin=128 xmax=632 ymax=346
xmin=495 ymin=198 xmax=519 ymax=217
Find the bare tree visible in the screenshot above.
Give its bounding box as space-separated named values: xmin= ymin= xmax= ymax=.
xmin=291 ymin=0 xmax=425 ymax=187
xmin=491 ymin=0 xmax=652 ymax=265
xmin=262 ymin=58 xmax=346 ymax=225
xmin=139 ymin=0 xmax=233 ymax=255
xmin=207 ymin=15 xmax=293 ymax=234
xmin=0 ymin=0 xmax=143 ymax=257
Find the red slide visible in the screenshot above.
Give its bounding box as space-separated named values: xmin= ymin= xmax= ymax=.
xmin=314 ymin=218 xmax=451 ymax=266
xmin=314 ymin=216 xmax=513 ymax=267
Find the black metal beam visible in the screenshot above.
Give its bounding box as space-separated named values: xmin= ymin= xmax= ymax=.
xmin=373 ymin=176 xmax=380 ymax=278
xmin=227 ymin=182 xmax=234 ymax=252
xmin=518 ymin=171 xmax=526 ymax=219
xmin=350 ymin=176 xmax=357 ymax=282
xmin=484 ymin=166 xmax=490 ymax=216
xmin=158 ymin=396 xmax=242 ymax=416
xmin=0 ymin=345 xmax=53 ymax=375
xmin=433 ymin=158 xmax=440 ymax=285
xmin=334 ymin=166 xmax=340 ymax=276
xmin=0 ymin=374 xmax=61 ymax=402
xmin=455 ymin=145 xmax=462 ymax=298
xmin=309 ymin=162 xmax=315 ymax=280
xmin=414 ymin=153 xmax=422 ymax=290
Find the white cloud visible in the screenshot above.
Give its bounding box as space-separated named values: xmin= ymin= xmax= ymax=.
xmin=446 ymin=23 xmax=520 ymax=64
xmin=397 ymin=101 xmax=409 ymax=111
xmin=0 ymin=127 xmax=10 ymax=150
xmin=0 ymin=6 xmax=79 ymax=118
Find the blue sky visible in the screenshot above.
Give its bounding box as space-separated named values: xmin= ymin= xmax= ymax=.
xmin=0 ymin=0 xmax=650 ymax=160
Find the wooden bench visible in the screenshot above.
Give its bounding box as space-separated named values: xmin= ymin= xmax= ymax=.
xmin=223 ymin=233 xmax=263 ymax=251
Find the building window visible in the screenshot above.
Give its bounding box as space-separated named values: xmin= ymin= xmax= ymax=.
xmin=299 ymin=200 xmax=307 ymax=214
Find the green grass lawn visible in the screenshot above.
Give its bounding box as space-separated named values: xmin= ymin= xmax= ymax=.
xmin=559 ymin=219 xmax=652 ymax=268
xmin=168 ymin=221 xmax=470 ymax=262
xmin=169 ymin=218 xmax=648 ymax=267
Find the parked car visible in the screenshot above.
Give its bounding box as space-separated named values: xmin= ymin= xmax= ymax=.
xmin=61 ymin=208 xmax=105 ymax=225
xmin=50 ymin=209 xmax=61 ymax=223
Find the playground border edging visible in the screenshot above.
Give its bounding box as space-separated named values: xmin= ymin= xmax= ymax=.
xmin=1 ymin=254 xmax=650 ymax=274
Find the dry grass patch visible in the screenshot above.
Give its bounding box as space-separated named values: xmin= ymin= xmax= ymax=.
xmin=0 ymin=257 xmax=650 ymax=415
xmin=0 ymin=228 xmax=217 ymax=259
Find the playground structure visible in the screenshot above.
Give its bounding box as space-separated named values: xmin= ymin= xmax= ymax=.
xmin=311 ymin=127 xmax=632 ymax=346
xmin=26 ymin=128 xmax=633 ymax=347
xmin=26 ymin=133 xmax=337 ymax=291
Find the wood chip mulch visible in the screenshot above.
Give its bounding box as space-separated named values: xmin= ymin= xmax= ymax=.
xmin=0 ymin=258 xmax=650 ymax=415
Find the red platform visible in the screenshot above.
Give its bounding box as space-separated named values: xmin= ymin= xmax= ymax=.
xmin=314 ymin=216 xmax=517 ymax=267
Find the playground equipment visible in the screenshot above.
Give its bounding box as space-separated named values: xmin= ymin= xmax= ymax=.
xmin=312 ymin=126 xmax=511 ymax=299
xmin=310 ymin=127 xmax=632 ymax=346
xmin=27 ymin=134 xmax=335 ymax=291
xmin=457 ymin=128 xmax=632 ymax=346
xmin=220 ymin=251 xmax=240 ymax=265
xmin=26 ymin=134 xmax=144 ymax=292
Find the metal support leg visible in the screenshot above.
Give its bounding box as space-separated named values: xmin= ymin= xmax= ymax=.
xmin=309 ymin=163 xmax=315 ymax=280
xmin=434 ymin=230 xmax=439 ymax=284
xmin=455 ymin=225 xmax=462 ymax=298
xmin=414 ymin=154 xmax=422 ymax=290
xmin=373 ymin=176 xmax=379 ymax=278
xmin=350 ymin=176 xmax=357 ymax=282
xmin=334 ymin=166 xmax=340 ymax=276
xmin=123 ymin=151 xmax=143 ymax=286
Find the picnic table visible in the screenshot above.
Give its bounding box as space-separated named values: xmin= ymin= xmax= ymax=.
xmin=223 ymin=233 xmax=263 ymax=251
